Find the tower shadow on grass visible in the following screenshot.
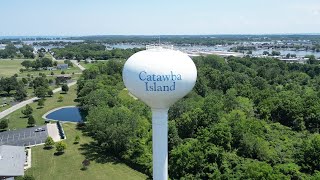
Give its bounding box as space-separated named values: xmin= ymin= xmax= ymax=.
xmin=78 ymin=142 xmax=120 ymax=164
xmin=79 ymin=141 xmax=152 ymax=178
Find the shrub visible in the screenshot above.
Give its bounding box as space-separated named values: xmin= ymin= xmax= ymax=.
xmin=47 ymin=90 xmax=53 ymax=97
xmin=44 ymin=136 xmax=55 ymax=149
xmin=37 ymin=98 xmax=45 ymax=107
xmin=28 ymin=115 xmax=36 ymax=126
xmin=74 ymin=135 xmax=80 ymax=144
xmin=58 ymin=95 xmax=63 ymax=102
xmin=22 ymin=105 xmax=33 ymax=117
xmin=0 ymin=120 xmax=8 ymax=130
xmin=82 ymin=159 xmax=90 ymax=170
xmin=56 ymin=141 xmax=67 ymax=153
xmin=61 ymin=84 xmax=69 ymax=93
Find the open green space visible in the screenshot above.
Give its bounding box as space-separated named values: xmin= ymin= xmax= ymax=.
xmin=0 ymin=96 xmax=15 ymax=112
xmin=25 ymin=123 xmax=147 ymax=180
xmin=0 ymin=56 xmax=81 ymax=79
xmin=3 ymin=85 xmax=78 ymax=130
xmin=18 ymin=66 xmax=82 ymax=78
xmin=0 ymin=59 xmax=32 ymax=77
xmin=79 ymin=61 xmax=94 ymax=69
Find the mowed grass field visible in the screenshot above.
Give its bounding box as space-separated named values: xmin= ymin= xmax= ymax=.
xmin=0 ymin=58 xmax=82 ymax=78
xmin=26 ymin=123 xmax=147 ymax=180
xmin=3 ymin=85 xmax=78 ymax=130
xmin=0 ymin=59 xmax=29 ymax=77
xmin=79 ymin=61 xmax=95 ymax=69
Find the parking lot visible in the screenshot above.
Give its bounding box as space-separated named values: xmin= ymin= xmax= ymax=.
xmin=0 ymin=125 xmax=48 ymax=147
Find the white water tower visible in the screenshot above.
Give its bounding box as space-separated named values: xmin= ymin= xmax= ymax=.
xmin=123 ymin=45 xmax=197 ymax=180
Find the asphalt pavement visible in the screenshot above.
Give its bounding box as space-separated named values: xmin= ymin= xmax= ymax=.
xmin=0 ymin=125 xmax=48 ymax=147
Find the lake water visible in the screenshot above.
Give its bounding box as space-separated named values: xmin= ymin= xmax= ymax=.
xmin=45 ymin=107 xmax=82 ymax=122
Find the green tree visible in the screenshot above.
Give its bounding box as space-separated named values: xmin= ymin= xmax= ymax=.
xmin=74 ymin=135 xmax=80 ymax=144
xmin=306 ymin=55 xmax=317 ymax=64
xmin=272 ymin=51 xmax=281 ymax=56
xmin=297 ymin=134 xmax=320 ymax=173
xmin=82 ymin=159 xmax=90 ymax=170
xmin=47 ymin=90 xmax=53 ymax=97
xmin=44 ymin=136 xmax=55 ymax=149
xmin=32 ymin=76 xmax=49 ymax=89
xmin=263 ymin=51 xmax=270 ymax=55
xmin=41 ymin=57 xmax=53 ymax=68
xmin=37 ymin=98 xmax=45 ymax=107
xmin=61 ymin=84 xmax=69 ymax=93
xmin=21 ymin=60 xmax=33 ymax=69
xmin=55 ymin=141 xmax=67 ymax=154
xmin=58 ymin=95 xmax=63 ymax=102
xmin=14 ymin=86 xmax=27 ymax=101
xmin=0 ymin=76 xmax=18 ymax=94
xmin=28 ymin=115 xmax=36 ymax=126
xmin=86 ymin=106 xmax=137 ymax=154
xmin=21 ymin=78 xmax=28 ymax=85
xmin=22 ymin=105 xmax=33 ymax=117
xmin=0 ymin=120 xmax=8 ymax=130
xmin=35 ymin=86 xmax=48 ymax=98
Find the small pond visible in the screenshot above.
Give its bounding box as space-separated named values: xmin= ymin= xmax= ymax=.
xmin=45 ymin=107 xmax=82 ymax=122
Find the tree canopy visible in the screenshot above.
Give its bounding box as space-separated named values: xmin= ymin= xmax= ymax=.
xmin=77 ymin=55 xmax=320 ymax=179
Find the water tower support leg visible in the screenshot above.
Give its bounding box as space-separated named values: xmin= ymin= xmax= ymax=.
xmin=152 ymin=108 xmax=169 ymax=180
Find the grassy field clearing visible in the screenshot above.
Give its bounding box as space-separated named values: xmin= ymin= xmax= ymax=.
xmin=0 ymin=59 xmax=29 ymax=77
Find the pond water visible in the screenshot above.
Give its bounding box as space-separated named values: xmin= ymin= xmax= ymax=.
xmin=45 ymin=107 xmax=82 ymax=122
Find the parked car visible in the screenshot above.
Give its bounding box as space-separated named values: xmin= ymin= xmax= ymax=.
xmin=35 ymin=128 xmax=45 ymax=132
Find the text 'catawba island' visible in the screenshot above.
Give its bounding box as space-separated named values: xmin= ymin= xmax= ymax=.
xmin=139 ymin=71 xmax=182 ymax=91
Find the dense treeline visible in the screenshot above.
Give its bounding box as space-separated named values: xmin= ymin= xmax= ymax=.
xmin=51 ymin=43 xmax=143 ymax=60
xmin=0 ymin=73 xmax=54 ymax=102
xmin=21 ymin=58 xmax=53 ymax=70
xmin=77 ymin=55 xmax=320 ymax=179
xmin=0 ymin=44 xmax=35 ymax=59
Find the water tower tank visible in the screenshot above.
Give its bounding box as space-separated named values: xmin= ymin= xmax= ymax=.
xmin=123 ymin=46 xmax=197 ymax=180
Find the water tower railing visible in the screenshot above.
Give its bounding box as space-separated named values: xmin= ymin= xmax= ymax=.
xmin=146 ymin=44 xmax=174 ymax=50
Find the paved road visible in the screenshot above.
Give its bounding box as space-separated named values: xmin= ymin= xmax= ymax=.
xmin=0 ymin=81 xmax=77 ymax=119
xmin=71 ymin=60 xmax=85 ymax=71
xmin=0 ymin=125 xmax=48 ymax=147
xmin=0 ymin=60 xmax=85 ymax=119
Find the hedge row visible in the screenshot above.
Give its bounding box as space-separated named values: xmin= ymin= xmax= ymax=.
xmin=56 ymin=121 xmax=66 ymax=139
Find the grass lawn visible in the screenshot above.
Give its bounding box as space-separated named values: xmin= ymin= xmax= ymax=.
xmin=0 ymin=55 xmax=81 ymax=78
xmin=19 ymin=66 xmax=82 ymax=77
xmin=26 ymin=123 xmax=147 ymax=180
xmin=0 ymin=96 xmax=14 ymax=112
xmin=79 ymin=61 xmax=94 ymax=69
xmin=0 ymin=59 xmax=33 ymax=77
xmin=0 ymin=104 xmax=10 ymax=112
xmin=3 ymin=85 xmax=78 ymax=130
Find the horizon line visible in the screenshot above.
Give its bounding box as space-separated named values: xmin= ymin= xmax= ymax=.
xmin=1 ymin=33 xmax=320 ymax=38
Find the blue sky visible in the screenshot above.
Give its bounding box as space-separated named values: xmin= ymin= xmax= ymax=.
xmin=1 ymin=0 xmax=320 ymax=36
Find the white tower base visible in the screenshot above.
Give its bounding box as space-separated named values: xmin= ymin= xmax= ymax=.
xmin=152 ymin=108 xmax=168 ymax=180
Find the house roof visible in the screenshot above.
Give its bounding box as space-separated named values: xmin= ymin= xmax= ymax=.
xmin=0 ymin=145 xmax=25 ymax=177
xmin=57 ymin=64 xmax=68 ymax=67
